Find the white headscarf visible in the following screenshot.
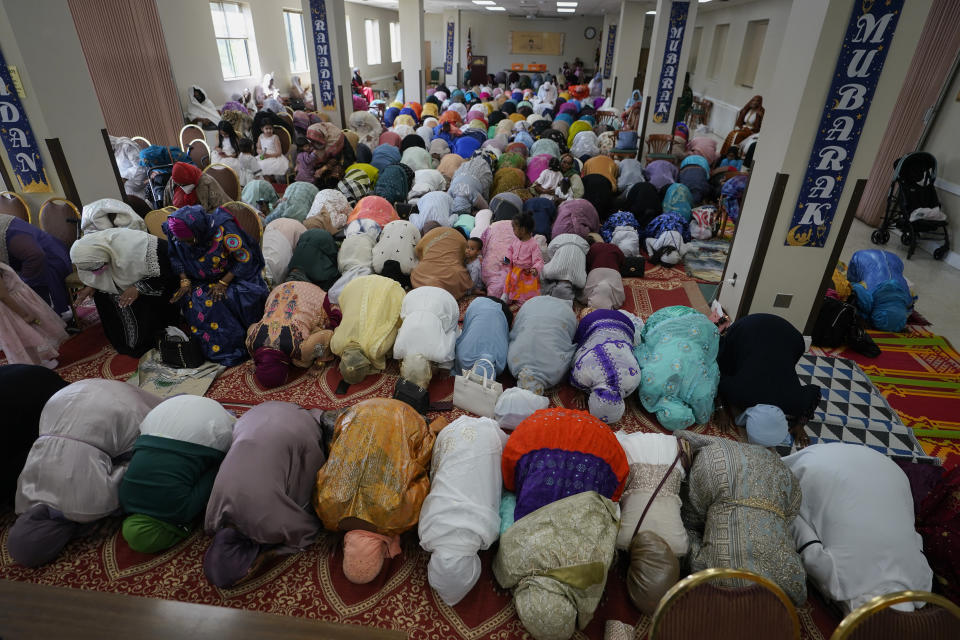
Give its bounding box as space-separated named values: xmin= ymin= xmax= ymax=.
xmin=393 ymin=286 xmax=460 ymax=367
xmin=307 ymin=189 xmax=351 ymax=232
xmin=80 ymin=198 xmax=146 ymax=235
xmin=188 ymin=85 xmax=221 ymax=122
xmin=69 ymin=228 xmax=160 ymax=295
xmin=139 ymin=395 xmax=235 ymax=453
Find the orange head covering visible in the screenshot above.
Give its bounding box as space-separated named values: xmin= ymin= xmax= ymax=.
xmin=439 ymin=111 xmax=462 ymax=126
xmin=404 ymin=102 xmax=422 ymax=120
xmin=342 ymin=530 xmax=401 ymax=584
xmin=346 ymin=195 xmax=400 ymax=227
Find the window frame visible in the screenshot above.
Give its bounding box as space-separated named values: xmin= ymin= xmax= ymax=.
xmin=389 ymin=21 xmax=402 ymax=64
xmin=688 ymin=26 xmax=703 ymax=75
xmin=364 ymin=18 xmax=382 ymax=66
xmin=345 ymin=15 xmax=355 ymax=69
xmin=735 ymin=19 xmax=769 ymax=89
xmin=210 ymin=0 xmax=253 ymax=80
xmin=707 ymin=23 xmax=729 ymax=80
xmin=282 ymin=9 xmax=309 ymax=74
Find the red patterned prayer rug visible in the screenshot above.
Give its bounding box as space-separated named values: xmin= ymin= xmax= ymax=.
xmin=1 ymin=271 xmax=843 ymax=638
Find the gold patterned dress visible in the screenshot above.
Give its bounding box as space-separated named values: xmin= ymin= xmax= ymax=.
xmin=677 ymin=431 xmax=806 ymax=605
xmin=313 ymin=399 xmax=435 ymax=536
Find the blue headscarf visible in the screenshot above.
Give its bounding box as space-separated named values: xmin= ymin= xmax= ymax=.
xmin=455 ymin=296 xmax=510 ymax=378
xmin=662 ymin=183 xmax=693 ymax=222
xmin=601 ymin=211 xmax=642 ymax=243
xmin=163 ymin=205 xmax=265 ymax=282
xmin=453 ymin=136 xmax=482 ymax=159
xmin=523 ymin=197 xmax=557 ymax=240
xmin=513 ymin=131 xmax=534 ymax=151
xmin=680 ymin=154 xmax=710 ymax=175
xmin=399 ymin=107 xmax=419 ymax=124
xmin=383 ymin=106 xmax=400 ymax=127
xmin=371 ymin=144 xmax=402 ymax=171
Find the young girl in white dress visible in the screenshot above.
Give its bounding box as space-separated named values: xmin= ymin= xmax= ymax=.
xmin=257 ymin=123 xmax=289 ymax=182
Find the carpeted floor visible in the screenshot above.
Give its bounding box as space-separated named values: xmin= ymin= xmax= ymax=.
xmin=0 ymin=268 xmax=847 ymax=639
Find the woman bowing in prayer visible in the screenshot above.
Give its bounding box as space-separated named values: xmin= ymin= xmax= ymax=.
xmin=330 ymin=274 xmax=405 ymax=384
xmin=163 ymin=162 xmax=231 ymax=212
xmin=392 ymin=286 xmax=460 ymax=390
xmin=70 ymin=228 xmax=179 ymax=357
xmin=0 ymin=213 xmax=72 ymax=316
xmin=8 ymin=380 xmax=161 ymax=567
xmin=507 ymin=296 xmax=579 ymax=396
xmin=204 ymin=402 xmax=327 ymax=588
xmin=314 ymin=398 xmax=435 ymax=584
xmin=163 ymin=205 xmax=268 ymax=366
xmin=455 ymin=296 xmax=511 ymax=381
xmin=410 ymin=226 xmax=475 ymax=300
xmin=284 ymin=229 xmax=339 ymax=289
xmin=119 ymin=396 xmax=235 ymax=554
xmin=419 ymin=416 xmax=507 ymax=606
xmin=0 ymin=262 xmax=68 ymax=367
xmin=246 ymin=281 xmax=334 ymax=389
xmin=570 ymin=309 xmax=643 ymax=425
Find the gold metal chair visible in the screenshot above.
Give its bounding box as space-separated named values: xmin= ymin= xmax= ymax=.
xmin=144 ymin=209 xmax=170 ymax=239
xmin=179 ymin=124 xmax=205 ymax=152
xmin=645 ymin=134 xmax=680 ymax=165
xmin=276 ymin=127 xmax=292 ymax=156
xmin=830 ymin=590 xmax=960 ymax=640
xmin=131 ymin=136 xmax=151 ymax=150
xmin=0 ymin=190 xmax=31 ymax=223
xmin=187 ymin=139 xmax=211 ymax=170
xmin=222 ymin=201 xmax=264 ymax=245
xmin=277 ymin=111 xmax=295 ymax=130
xmin=203 ymin=163 xmax=241 ymax=201
xmin=649 ymin=568 xmax=801 ymax=640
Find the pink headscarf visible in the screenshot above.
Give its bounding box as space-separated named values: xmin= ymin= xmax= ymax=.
xmin=342 ymin=530 xmax=401 ymax=584
xmin=167 ymin=217 xmax=194 ymax=240
xmin=253 ymin=347 xmax=291 ymax=389
xmin=378 ymin=131 xmax=402 ymax=148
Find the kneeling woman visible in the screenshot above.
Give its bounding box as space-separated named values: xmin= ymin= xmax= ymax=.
xmin=330 ymin=275 xmax=405 ymax=384
xmin=314 ymin=398 xmax=435 ymax=584
xmin=204 ymin=402 xmax=327 ymax=587
xmin=119 ymin=396 xmax=235 ymax=553
xmin=246 ymin=281 xmax=334 ymax=389
xmin=71 ymin=228 xmax=180 ymax=357
xmin=164 ymin=206 xmax=269 ymax=366
xmin=8 ymin=380 xmax=161 ymax=567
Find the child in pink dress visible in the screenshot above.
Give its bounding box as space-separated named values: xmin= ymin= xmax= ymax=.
xmin=502 ymin=211 xmax=543 ymax=304
xmin=0 ymin=263 xmax=67 ymax=367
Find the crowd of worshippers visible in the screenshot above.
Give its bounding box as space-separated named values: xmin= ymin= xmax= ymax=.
xmin=0 ymin=76 xmax=945 ymax=639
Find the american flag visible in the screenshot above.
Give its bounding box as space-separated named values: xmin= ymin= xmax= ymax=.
xmin=466 ymin=28 xmax=473 ymax=66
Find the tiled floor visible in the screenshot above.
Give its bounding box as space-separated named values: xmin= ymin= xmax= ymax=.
xmin=840 ymin=218 xmax=960 ymax=348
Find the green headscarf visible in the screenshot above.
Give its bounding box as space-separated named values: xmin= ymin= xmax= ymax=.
xmin=286 ymin=229 xmax=339 ymax=290
xmin=267 ymin=182 xmax=319 ymax=223
xmin=240 ymin=179 xmax=279 ymax=210
xmin=122 ymin=514 xmax=190 ymax=554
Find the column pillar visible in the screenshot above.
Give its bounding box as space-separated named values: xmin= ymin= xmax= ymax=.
xmin=609 ymin=0 xmax=648 ymax=109
xmin=598 ymin=11 xmax=618 ymax=96
xmin=302 ymin=0 xmax=353 ymax=127
xmin=398 ymin=0 xmax=425 ymax=103
xmin=641 ymin=0 xmax=698 ymax=139
xmin=442 ymin=10 xmax=460 ymax=89
xmin=718 ymin=0 xmax=931 ymax=331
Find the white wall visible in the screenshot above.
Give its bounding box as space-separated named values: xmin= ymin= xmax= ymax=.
xmin=686 ymin=0 xmax=792 ymax=134
xmin=156 ymin=0 xmax=400 ymax=114
xmin=0 ymin=0 xmax=119 ymax=210
xmin=425 ymin=12 xmax=603 ymax=83
xmin=923 ymin=64 xmax=960 ymax=258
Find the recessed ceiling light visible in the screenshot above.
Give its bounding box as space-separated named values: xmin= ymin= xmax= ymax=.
xmin=699 ymin=0 xmax=713 ymax=4
xmin=486 ymin=5 xmax=506 ymax=10
xmin=646 ymin=10 xmax=656 ymax=15
xmin=558 ymin=8 xmax=575 ymax=13
xmin=472 ymin=0 xmax=495 ymax=4
xmin=556 ymin=2 xmax=578 ymax=6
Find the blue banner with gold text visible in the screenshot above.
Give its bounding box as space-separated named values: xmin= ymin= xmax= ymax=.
xmin=785 ymin=0 xmax=903 ymax=247
xmin=0 ymin=44 xmax=51 ymax=193
xmin=445 ymin=22 xmax=455 ymax=75
xmin=308 ymin=0 xmax=336 ymax=109
xmin=603 ymin=25 xmax=616 ymax=79
xmin=651 ymin=1 xmax=689 ymax=124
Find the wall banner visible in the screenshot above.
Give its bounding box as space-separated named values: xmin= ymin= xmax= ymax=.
xmin=785 ymin=0 xmax=904 ymax=247
xmin=0 ymin=45 xmax=51 ymax=193
xmin=444 ymin=22 xmax=455 ymax=75
xmin=651 ymin=1 xmax=690 ymax=124
xmin=603 ymin=25 xmax=617 ymax=79
xmin=308 ymin=0 xmax=336 ymax=109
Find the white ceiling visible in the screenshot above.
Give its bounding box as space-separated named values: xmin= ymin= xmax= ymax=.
xmin=347 ymin=0 xmax=757 ymax=18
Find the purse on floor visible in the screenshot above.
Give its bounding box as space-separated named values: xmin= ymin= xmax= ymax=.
xmin=157 ymin=334 xmax=205 ymax=369
xmin=393 ymin=378 xmax=431 ymax=414
xmin=622 ymin=256 xmax=646 ymax=278
xmin=453 ymin=359 xmax=503 ymax=418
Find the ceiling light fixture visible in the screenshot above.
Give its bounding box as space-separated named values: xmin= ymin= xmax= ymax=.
xmin=472 ymin=0 xmax=495 ymax=4
xmin=699 ymin=0 xmax=713 ymax=4
xmin=558 ymin=8 xmax=576 ymax=13
xmin=556 ymin=2 xmax=578 ymax=6
xmin=486 ymin=5 xmax=506 ymax=10
xmin=646 ymin=10 xmax=656 ymax=15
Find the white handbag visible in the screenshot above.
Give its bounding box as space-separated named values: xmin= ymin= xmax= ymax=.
xmin=453 ymin=359 xmax=503 ymax=418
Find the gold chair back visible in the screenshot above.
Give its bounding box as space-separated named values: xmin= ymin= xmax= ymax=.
xmin=203 ymin=163 xmax=241 ymax=201
xmin=131 ymin=136 xmax=151 ymax=150
xmin=830 ymin=590 xmax=960 ymax=640
xmin=187 ymin=139 xmax=211 ymax=170
xmin=38 ymin=198 xmax=81 ymax=250
xmin=649 ymin=568 xmax=800 ymax=640
xmin=277 ymin=111 xmax=294 ymax=129
xmin=144 ymin=209 xmax=169 ymax=239
xmin=276 ymin=126 xmax=292 ymax=156
xmin=0 ymin=191 xmax=31 ymax=223
xmin=179 ymin=124 xmax=205 ymax=151
xmin=222 ymin=201 xmax=263 ymax=244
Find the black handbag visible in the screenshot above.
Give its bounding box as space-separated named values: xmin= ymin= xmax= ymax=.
xmin=393 ymin=378 xmax=431 ymax=414
xmin=158 ymin=334 xmax=206 ymax=369
xmin=622 ymin=256 xmax=646 ymax=278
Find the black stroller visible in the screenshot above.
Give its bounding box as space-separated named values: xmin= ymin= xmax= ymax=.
xmin=871 ymin=151 xmax=949 ymax=260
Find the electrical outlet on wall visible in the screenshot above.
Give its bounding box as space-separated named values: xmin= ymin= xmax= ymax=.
xmin=773 ymin=294 xmax=792 ymax=308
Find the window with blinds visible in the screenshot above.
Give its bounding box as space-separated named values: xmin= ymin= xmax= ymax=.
xmin=735 ymin=19 xmax=768 ymax=88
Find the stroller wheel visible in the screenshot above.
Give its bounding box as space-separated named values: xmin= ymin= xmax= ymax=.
xmin=934 ymin=246 xmax=949 ymax=261
xmin=871 ymin=229 xmax=889 ymax=245
xmin=900 ymin=231 xmax=914 ymax=247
